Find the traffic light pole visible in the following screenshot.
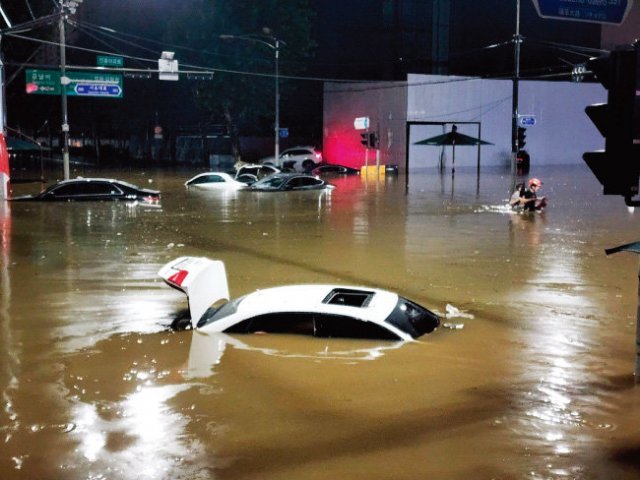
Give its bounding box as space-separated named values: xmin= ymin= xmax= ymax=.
xmin=511 ymin=0 xmax=521 ymax=170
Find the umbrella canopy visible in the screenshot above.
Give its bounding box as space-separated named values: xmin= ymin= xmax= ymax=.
xmin=413 ymin=125 xmax=492 ymax=174
xmin=414 ymin=125 xmax=492 ymax=146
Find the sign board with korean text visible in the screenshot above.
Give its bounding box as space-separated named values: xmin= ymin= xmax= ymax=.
xmin=97 ymin=55 xmax=124 ymax=68
xmin=531 ymin=0 xmax=632 ymax=25
xmin=26 ymin=69 xmax=123 ymax=98
xmin=518 ymin=115 xmax=536 ymax=127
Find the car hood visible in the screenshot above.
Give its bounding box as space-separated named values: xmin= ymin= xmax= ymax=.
xmin=9 ymin=194 xmax=38 ymax=201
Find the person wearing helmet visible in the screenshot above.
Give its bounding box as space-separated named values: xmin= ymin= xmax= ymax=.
xmin=520 ymin=177 xmax=546 ymax=211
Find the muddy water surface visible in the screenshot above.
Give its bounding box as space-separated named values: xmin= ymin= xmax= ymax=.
xmin=2 ymin=165 xmax=640 ymax=479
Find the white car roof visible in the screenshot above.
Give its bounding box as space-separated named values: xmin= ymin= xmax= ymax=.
xmin=237 ymin=285 xmax=397 ymax=320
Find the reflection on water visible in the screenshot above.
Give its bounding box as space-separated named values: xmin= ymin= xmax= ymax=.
xmin=186 ymin=331 xmax=407 ymax=379
xmin=3 ymin=166 xmax=640 ymax=478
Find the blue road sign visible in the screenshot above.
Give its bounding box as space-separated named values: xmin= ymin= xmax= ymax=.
xmin=279 ymin=128 xmax=289 ymax=138
xmin=519 ymin=115 xmax=536 ymax=127
xmin=532 ymin=0 xmax=632 ymax=25
xmin=74 ymin=84 xmax=122 ymax=97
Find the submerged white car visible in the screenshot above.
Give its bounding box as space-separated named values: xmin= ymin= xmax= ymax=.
xmin=185 ymin=172 xmax=247 ymax=190
xmin=159 ymin=256 xmax=440 ymax=341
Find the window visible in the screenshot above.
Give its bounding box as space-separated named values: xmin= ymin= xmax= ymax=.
xmin=256 ymin=176 xmax=286 ymax=189
xmin=322 ymin=288 xmax=375 ymax=307
xmin=225 ymin=312 xmax=315 ymax=335
xmin=193 ymin=175 xmax=223 ymax=184
xmin=51 ymin=182 xmax=118 ymax=197
xmin=225 ymin=312 xmax=400 ymax=340
xmin=285 ymin=177 xmax=322 ymax=189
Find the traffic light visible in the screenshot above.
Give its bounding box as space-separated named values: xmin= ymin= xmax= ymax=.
xmin=369 ymin=132 xmax=379 ymax=149
xmin=583 ymin=43 xmax=640 ymax=203
xmin=517 ymin=127 xmax=526 ymax=150
xmin=359 ymin=132 xmax=379 ymax=149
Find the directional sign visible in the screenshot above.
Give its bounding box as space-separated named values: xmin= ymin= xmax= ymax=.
xmin=97 ymin=55 xmax=124 ymax=68
xmin=354 ymin=116 xmax=370 ymax=130
xmin=532 ymin=0 xmax=632 ymax=25
xmin=25 ymin=69 xmax=60 ymax=95
xmin=25 ymin=69 xmax=123 ymax=98
xmin=518 ymin=115 xmax=536 ymax=127
xmin=74 ymin=84 xmax=122 ymax=97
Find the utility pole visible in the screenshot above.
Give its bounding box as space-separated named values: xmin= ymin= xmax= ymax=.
xmin=0 ymin=5 xmax=11 ymax=135
xmin=59 ymin=4 xmax=70 ymax=180
xmin=219 ymin=32 xmax=284 ymax=166
xmin=511 ymin=0 xmax=521 ymax=171
xmin=274 ymin=38 xmax=280 ymax=163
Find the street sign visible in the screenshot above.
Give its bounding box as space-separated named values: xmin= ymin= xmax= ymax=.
xmin=74 ymin=84 xmax=122 ymax=97
xmin=97 ymin=55 xmax=124 ymax=68
xmin=532 ymin=0 xmax=632 ymax=25
xmin=518 ymin=115 xmax=536 ymax=127
xmin=279 ymin=128 xmax=289 ymax=138
xmin=354 ymin=116 xmax=370 ymax=130
xmin=25 ymin=69 xmax=60 ymax=94
xmin=25 ymin=69 xmax=123 ymax=98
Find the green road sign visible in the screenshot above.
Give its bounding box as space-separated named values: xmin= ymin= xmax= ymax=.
xmin=26 ymin=69 xmax=123 ymax=98
xmin=25 ymin=69 xmax=59 ymax=94
xmin=97 ymin=55 xmax=124 ymax=68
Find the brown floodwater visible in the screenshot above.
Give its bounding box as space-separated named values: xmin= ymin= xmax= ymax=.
xmin=2 ymin=164 xmax=640 ymax=479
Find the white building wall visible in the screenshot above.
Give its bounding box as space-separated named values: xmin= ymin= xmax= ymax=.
xmin=407 ymin=74 xmax=607 ymax=168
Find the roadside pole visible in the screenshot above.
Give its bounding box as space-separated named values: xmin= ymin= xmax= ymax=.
xmin=0 ymin=6 xmax=9 ymax=199
xmin=636 ymin=266 xmax=640 ymax=381
xmin=511 ymin=0 xmax=521 ymax=173
xmin=605 ymin=242 xmax=640 ymax=382
xmin=59 ymin=11 xmax=70 ymax=180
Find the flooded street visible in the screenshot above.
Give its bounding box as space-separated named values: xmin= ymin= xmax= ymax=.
xmin=2 ymin=164 xmax=640 ymax=479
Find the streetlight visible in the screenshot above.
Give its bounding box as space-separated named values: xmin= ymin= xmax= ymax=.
xmin=219 ymin=32 xmax=284 ymax=165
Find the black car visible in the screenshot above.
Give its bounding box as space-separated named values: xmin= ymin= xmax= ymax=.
xmin=247 ymin=173 xmax=334 ymax=192
xmin=311 ymin=164 xmax=360 ymax=176
xmin=11 ymin=177 xmax=161 ymax=203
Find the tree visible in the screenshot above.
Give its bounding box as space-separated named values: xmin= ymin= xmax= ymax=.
xmin=166 ymin=0 xmax=316 ymax=161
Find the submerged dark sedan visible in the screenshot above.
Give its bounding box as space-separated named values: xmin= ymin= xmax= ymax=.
xmin=247 ymin=173 xmax=334 ymax=192
xmin=311 ymin=164 xmax=360 ymax=176
xmin=11 ymin=177 xmax=161 ymax=203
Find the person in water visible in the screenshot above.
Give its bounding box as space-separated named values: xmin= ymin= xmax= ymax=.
xmin=510 ymin=178 xmax=547 ymax=211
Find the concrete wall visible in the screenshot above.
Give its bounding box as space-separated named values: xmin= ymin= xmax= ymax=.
xmin=323 ymin=73 xmax=607 ymax=171
xmin=408 ymin=74 xmax=606 ymax=168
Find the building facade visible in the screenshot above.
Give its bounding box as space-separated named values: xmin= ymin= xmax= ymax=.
xmin=323 ymin=74 xmax=606 ymax=171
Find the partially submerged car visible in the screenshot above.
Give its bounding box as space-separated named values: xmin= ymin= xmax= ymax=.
xmin=185 ymin=172 xmax=247 ymax=190
xmin=11 ymin=177 xmax=160 ymax=203
xmin=247 ymin=173 xmax=334 ymax=192
xmin=311 ymin=164 xmax=360 ymax=176
xmin=260 ymin=146 xmax=323 ymax=172
xmin=234 ymin=164 xmax=280 ymax=185
xmin=159 ymin=256 xmax=440 ymax=341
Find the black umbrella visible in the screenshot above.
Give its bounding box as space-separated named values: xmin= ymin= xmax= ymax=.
xmin=414 ymin=125 xmax=492 ymax=173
